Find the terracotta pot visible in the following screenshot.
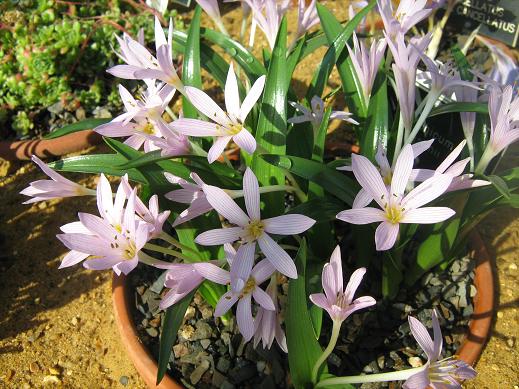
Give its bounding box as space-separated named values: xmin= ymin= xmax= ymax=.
xmin=0 ymin=130 xmax=102 ymax=161
xmin=112 ymin=274 xmax=182 ymax=389
xmin=112 ymin=232 xmax=495 ymax=389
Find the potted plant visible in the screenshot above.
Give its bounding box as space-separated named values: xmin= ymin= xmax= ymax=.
xmin=21 ymin=0 xmax=518 ymax=388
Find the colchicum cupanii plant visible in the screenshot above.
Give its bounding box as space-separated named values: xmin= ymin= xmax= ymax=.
xmin=22 ymin=0 xmax=519 ymax=387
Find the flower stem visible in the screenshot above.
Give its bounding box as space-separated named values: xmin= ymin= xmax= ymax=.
xmin=392 ymin=116 xmax=405 ymax=165
xmin=144 ymin=243 xmax=195 ymax=262
xmin=312 ymin=319 xmax=342 ymax=384
xmin=158 ymin=232 xmax=199 ymax=256
xmin=138 ymin=251 xmax=173 ymax=268
xmin=315 ymin=366 xmax=425 ymax=387
xmin=405 ymin=91 xmax=440 ymax=146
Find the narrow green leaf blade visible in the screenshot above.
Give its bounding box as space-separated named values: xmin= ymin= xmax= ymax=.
xmin=182 ymin=6 xmax=203 ymax=118
xmin=428 ymin=102 xmax=488 ymax=117
xmin=261 ymin=154 xmax=357 ymax=205
xmin=251 ymin=18 xmax=289 ymax=217
xmin=44 ymin=118 xmax=110 ymax=139
xmin=156 ymin=290 xmax=195 ymax=384
xmin=286 ymin=239 xmax=323 ymax=388
xmin=48 ymin=154 xmax=147 ymax=183
xmin=361 ymin=64 xmax=388 ymax=161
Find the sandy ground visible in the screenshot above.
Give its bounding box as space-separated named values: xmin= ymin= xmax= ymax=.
xmin=0 ymin=2 xmax=518 ymax=388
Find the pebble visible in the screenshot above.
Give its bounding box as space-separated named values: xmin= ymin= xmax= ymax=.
xmin=184 ymin=306 xmax=196 ymax=320
xmin=149 ymin=316 xmax=161 ymax=328
xmin=200 ymin=305 xmax=213 ymax=319
xmin=377 ymin=355 xmax=385 ymax=369
xmin=221 ymin=332 xmax=231 ymax=346
xmin=200 ymin=339 xmax=211 ymax=349
xmin=29 ymin=362 xmax=40 ymax=373
xmin=408 ymin=357 xmax=423 ymax=367
xmin=509 ymin=263 xmax=518 ymax=271
xmin=217 ymin=357 xmax=231 ymax=373
xmin=119 ymin=375 xmax=129 ymax=386
xmin=497 ymin=311 xmax=504 ymax=319
xmin=469 ymin=285 xmax=477 ymax=298
xmin=506 ymin=337 xmax=515 ymax=348
xmin=212 ymin=370 xmax=226 ymax=387
xmin=71 ymin=316 xmax=79 ymax=326
xmin=179 ymin=325 xmax=195 ymax=341
xmin=256 ymin=360 xmax=266 ymax=373
xmin=4 ymin=369 xmax=15 ymax=381
xmin=43 ymin=375 xmax=60 ymax=384
xmin=48 ymin=366 xmax=61 ymax=376
xmin=173 ymin=344 xmax=190 ymax=358
xmin=189 ymin=359 xmax=210 ymax=385
xmin=193 ymin=320 xmax=213 ymax=340
xmin=146 ymin=327 xmax=159 ymax=337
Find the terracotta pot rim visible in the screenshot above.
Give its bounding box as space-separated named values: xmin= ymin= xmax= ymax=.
xmin=112 ymin=231 xmax=495 ymax=388
xmin=0 ymin=130 xmax=103 ymax=161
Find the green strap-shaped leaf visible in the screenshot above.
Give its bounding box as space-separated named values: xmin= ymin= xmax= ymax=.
xmin=361 ymin=63 xmax=389 ymax=161
xmin=309 ymin=1 xmax=375 ymax=117
xmin=261 ymin=154 xmax=357 ymax=205
xmin=172 ymin=38 xmax=228 ymax=87
xmin=156 ymin=290 xmax=195 ymax=384
xmin=286 ymin=239 xmax=324 ymax=388
xmin=182 ymin=6 xmax=203 ymax=118
xmin=48 ymin=154 xmax=147 ymax=183
xmin=251 ymin=18 xmax=289 ymax=217
xmin=428 ymin=102 xmax=488 ymax=117
xmin=452 ymin=46 xmax=473 ymax=82
xmin=44 ymin=118 xmax=110 ymax=139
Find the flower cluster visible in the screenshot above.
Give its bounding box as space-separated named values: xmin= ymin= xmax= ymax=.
xmin=21 ymin=0 xmax=519 ymax=386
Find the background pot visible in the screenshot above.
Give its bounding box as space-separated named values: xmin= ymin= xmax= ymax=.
xmin=112 ymin=232 xmax=495 ymax=389
xmin=0 ymin=130 xmax=102 ymax=161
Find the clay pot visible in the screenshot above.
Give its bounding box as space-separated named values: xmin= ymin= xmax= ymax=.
xmin=112 ymin=232 xmax=495 ymax=389
xmin=0 ymin=130 xmax=102 ymax=161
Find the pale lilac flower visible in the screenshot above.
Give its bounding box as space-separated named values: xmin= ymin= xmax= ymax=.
xmin=145 ymin=120 xmax=191 ymax=157
xmin=111 ymin=82 xmax=175 ymax=125
xmin=95 ymin=81 xmax=175 ymax=152
xmin=417 ymin=57 xmax=477 ymax=97
xmin=310 ymin=246 xmax=376 ymax=322
xmin=337 ymin=145 xmax=455 ymax=251
xmin=194 ymin=0 xmax=228 ymax=34
xmin=454 ymin=79 xmax=478 ymax=152
xmin=96 ymin=118 xmax=163 ymax=152
xmin=476 ymin=85 xmax=519 ymax=173
xmin=404 ymin=309 xmax=476 ymax=388
xmin=164 ymin=172 xmax=213 ymax=227
xmin=413 ymin=141 xmax=490 ymax=192
xmin=378 ymin=0 xmax=432 ymax=38
xmin=386 ymin=32 xmax=432 ymax=133
xmin=348 ymin=1 xmax=369 ymax=29
xmin=242 ymin=0 xmax=290 ymax=49
xmin=477 ymin=35 xmax=519 ymax=90
xmin=338 ymin=140 xmax=435 ymax=208
xmin=21 ymin=156 xmax=95 ymax=204
xmin=195 ymin=168 xmax=316 ymax=278
xmin=96 ymin=174 xmax=129 ymax=230
xmin=158 ymin=261 xmax=230 ymax=309
xmin=215 ymin=259 xmax=276 ymax=341
xmin=172 ymin=63 xmax=265 ymax=163
xmin=346 ymin=33 xmax=387 ymax=105
xmin=253 ymin=276 xmax=288 ymax=352
xmin=295 ymin=0 xmax=319 ymax=40
xmin=57 ymin=191 xmax=151 ymax=275
xmin=109 ymin=17 xmax=184 ymax=91
xmin=120 ymin=176 xmax=171 ymax=239
xmin=288 ymin=96 xmax=359 ymax=128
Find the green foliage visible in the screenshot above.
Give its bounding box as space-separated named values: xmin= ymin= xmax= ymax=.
xmin=0 ymin=0 xmax=184 ymax=138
